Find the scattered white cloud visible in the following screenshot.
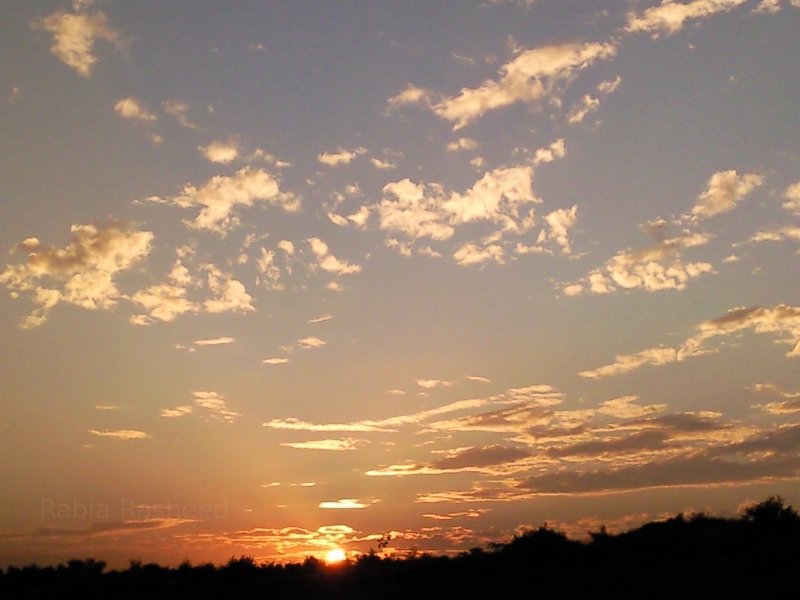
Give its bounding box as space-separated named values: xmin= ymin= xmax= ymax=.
xmin=423 ymin=42 xmax=616 ymax=129
xmin=162 ymin=100 xmax=197 ymax=129
xmin=200 ymin=140 xmax=239 ymax=164
xmin=0 ymin=221 xmax=153 ymax=328
xmin=688 ymin=170 xmax=763 ymax=222
xmin=416 ymin=379 xmax=455 ymax=389
xmin=626 ymin=0 xmax=748 ymax=36
xmin=192 ymin=390 xmax=240 ymax=423
xmin=282 ymin=438 xmax=367 ymax=451
xmin=155 ymin=167 xmax=299 ymax=235
xmin=308 ymin=238 xmax=361 ymax=275
xmin=203 ymin=264 xmax=255 ymax=314
xmin=783 ymin=182 xmax=800 ymax=215
xmin=262 ymin=357 xmax=290 ymax=365
xmin=308 ymin=315 xmax=332 ymax=324
xmin=194 ymin=337 xmax=235 ymax=346
xmin=317 ymin=147 xmax=367 ymax=166
xmin=130 ymin=284 xmax=197 ymax=324
xmin=89 ymin=429 xmax=150 ymax=440
xmin=466 ymin=376 xmax=491 ymax=384
xmin=161 ymin=405 xmax=194 ymax=418
xmin=533 ymin=139 xmax=566 ymax=165
xmin=33 ymin=5 xmax=121 ymax=77
xmin=298 ymin=336 xmax=326 ymax=349
xmin=114 ymin=97 xmax=157 ymax=122
xmin=446 ymin=138 xmax=478 ymax=152
xmin=318 ymin=499 xmax=370 ymax=509
xmin=567 ymin=94 xmax=600 ymax=124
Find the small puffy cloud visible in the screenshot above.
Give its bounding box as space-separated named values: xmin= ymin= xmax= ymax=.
xmin=282 ymin=438 xmax=366 ymax=451
xmin=161 ymin=405 xmax=194 ymax=418
xmin=1 ymin=221 xmax=153 ymax=328
xmin=540 ymin=206 xmax=578 ymax=255
xmin=386 ymin=84 xmax=430 ymax=109
xmin=130 ymin=284 xmax=197 ymax=324
xmin=446 ymin=138 xmax=478 ymax=152
xmin=317 ymin=147 xmax=367 ymax=167
xmin=298 ymin=336 xmax=326 ymax=349
xmin=783 ymin=182 xmax=800 ymax=215
xmin=158 ymin=167 xmax=299 ymax=235
xmin=626 ymin=0 xmax=748 ymax=36
xmin=114 ymin=97 xmax=157 ymax=122
xmin=689 ymin=170 xmax=763 ymax=221
xmin=318 ymin=499 xmax=369 ymax=509
xmin=203 ymin=265 xmax=254 ymax=314
xmin=200 ymin=140 xmax=239 ymax=164
xmin=453 ymin=242 xmax=505 ymax=266
xmin=33 ymin=5 xmax=121 ymax=77
xmin=533 ymin=139 xmax=566 ymax=165
xmin=308 ymin=238 xmax=361 ymax=275
xmin=194 ymin=336 xmax=235 ymax=346
xmin=748 ymin=226 xmax=800 ymax=245
xmin=277 ymin=240 xmax=295 ymax=255
xmin=262 ymin=357 xmax=290 ymax=365
xmin=416 ymin=379 xmax=455 ymax=389
xmin=89 ymin=429 xmax=150 ymax=440
xmin=256 ymin=248 xmax=284 ymax=291
xmin=192 ymin=390 xmax=240 ymax=423
xmin=430 ymin=42 xmax=616 ymax=129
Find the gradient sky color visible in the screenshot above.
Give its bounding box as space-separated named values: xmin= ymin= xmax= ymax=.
xmin=2 ymin=0 xmax=800 ymax=568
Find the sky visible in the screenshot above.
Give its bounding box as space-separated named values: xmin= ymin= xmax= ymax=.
xmin=1 ymin=0 xmax=800 ymax=568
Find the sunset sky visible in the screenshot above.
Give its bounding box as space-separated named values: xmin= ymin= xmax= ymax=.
xmin=2 ymin=0 xmax=800 ymax=568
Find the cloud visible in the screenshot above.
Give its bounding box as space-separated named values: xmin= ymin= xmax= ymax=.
xmin=130 ymin=284 xmax=197 ymax=324
xmin=309 ymin=315 xmax=333 ymax=324
xmin=567 ymin=95 xmax=600 ymax=124
xmin=748 ymin=226 xmax=800 ymax=245
xmin=114 ymin=97 xmax=157 ymax=122
xmin=282 ymin=438 xmax=367 ymax=451
xmin=533 ymin=139 xmax=566 ymax=165
xmin=581 ymin=304 xmax=800 ymax=379
xmin=566 ymin=229 xmax=714 ymax=295
xmin=200 ymin=141 xmax=239 ymax=164
xmin=192 ymin=391 xmax=240 ymax=423
xmin=1 ymin=221 xmax=153 ymax=328
xmin=263 ymin=357 xmax=290 ymax=365
xmin=33 ymin=6 xmax=121 ymax=77
xmin=751 ymin=383 xmax=800 ymax=414
xmin=156 ymin=167 xmax=299 ymax=235
xmin=265 ymin=418 xmax=391 ymax=433
xmin=162 ymin=100 xmax=197 ymax=129
xmin=89 ymin=429 xmax=150 ymax=440
xmin=386 ymin=84 xmax=431 ymax=109
xmin=317 ymin=147 xmax=367 ymax=166
xmin=467 ymin=376 xmax=491 ymax=384
xmin=598 ymin=396 xmax=666 ymax=419
xmin=446 ymin=138 xmax=478 ymax=152
xmin=308 ymin=238 xmax=361 ymax=275
xmin=416 ymin=379 xmax=455 ymax=389
xmin=430 ymin=445 xmax=530 ymax=470
xmin=580 ymin=348 xmax=678 ymax=379
xmin=428 ymin=42 xmax=616 ymax=129
xmin=626 ymin=0 xmax=748 ymax=36
xmin=203 ymin=265 xmax=255 ymax=314
xmin=298 ymin=336 xmax=326 ymax=349
xmin=784 ymin=182 xmax=800 ymax=215
xmin=689 ymin=170 xmax=763 ymax=221
xmin=318 ymin=499 xmax=369 ymax=509
xmin=453 ymin=242 xmax=505 ymax=266
xmin=161 ymin=405 xmax=194 ymax=418
xmin=194 ymin=336 xmax=235 ymax=346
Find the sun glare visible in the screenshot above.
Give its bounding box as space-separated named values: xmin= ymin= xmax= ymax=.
xmin=324 ymin=548 xmax=347 ymax=564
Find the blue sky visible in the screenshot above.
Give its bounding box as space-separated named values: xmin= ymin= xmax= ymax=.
xmin=1 ymin=0 xmax=800 ymax=567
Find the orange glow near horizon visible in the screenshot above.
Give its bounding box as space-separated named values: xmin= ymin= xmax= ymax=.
xmin=324 ymin=548 xmax=347 ymax=565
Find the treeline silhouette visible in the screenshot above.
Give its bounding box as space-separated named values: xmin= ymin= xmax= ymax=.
xmin=2 ymin=496 xmax=799 ymax=599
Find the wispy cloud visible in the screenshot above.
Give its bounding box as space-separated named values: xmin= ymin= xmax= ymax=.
xmin=89 ymin=429 xmax=150 ymax=440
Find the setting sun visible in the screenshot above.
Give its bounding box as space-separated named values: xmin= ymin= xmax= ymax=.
xmin=324 ymin=548 xmax=347 ymax=565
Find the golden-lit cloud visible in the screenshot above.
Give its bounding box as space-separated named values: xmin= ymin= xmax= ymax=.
xmin=308 ymin=238 xmax=361 ymax=275
xmin=89 ymin=429 xmax=150 ymax=440
xmin=191 ymin=391 xmax=240 ymax=423
xmin=281 ymin=438 xmax=367 ymax=451
xmin=33 ymin=5 xmax=121 ymax=77
xmin=317 ymin=147 xmax=367 ymax=166
xmin=200 ymin=140 xmax=239 ymax=164
xmin=416 ymin=42 xmax=616 ymax=129
xmin=203 ymin=265 xmax=254 ymax=314
xmin=318 ymin=499 xmax=372 ymax=509
xmin=579 ymin=348 xmax=678 ymax=379
xmin=688 ymin=170 xmax=763 ymax=222
xmin=161 ymin=405 xmax=194 ymax=418
xmin=297 ymin=336 xmax=326 ymax=349
xmin=114 ymin=97 xmax=157 ymax=122
xmin=1 ymin=221 xmax=153 ymax=328
xmin=262 ymin=357 xmax=290 ymax=365
xmin=193 ymin=336 xmax=235 ymax=346
xmin=152 ymin=167 xmax=299 ymax=235
xmin=626 ymin=0 xmax=749 ymax=36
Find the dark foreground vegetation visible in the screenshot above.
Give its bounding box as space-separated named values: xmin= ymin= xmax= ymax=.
xmin=2 ymin=497 xmax=799 ymax=599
